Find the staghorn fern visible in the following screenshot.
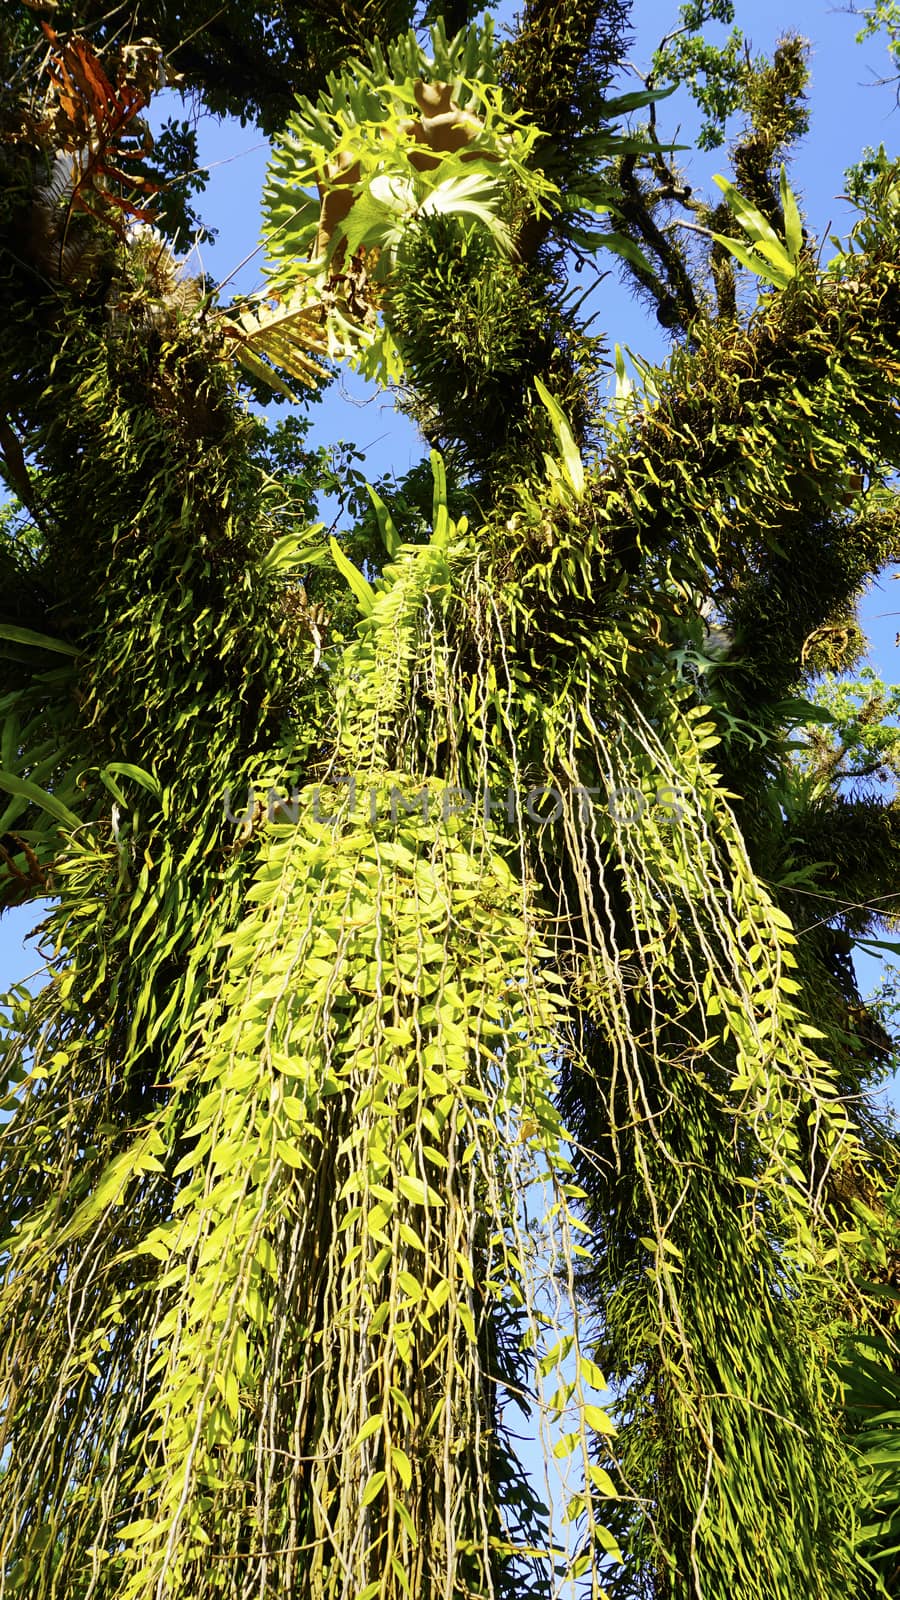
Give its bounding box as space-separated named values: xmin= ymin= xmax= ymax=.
xmin=259 ymin=19 xmax=557 ymax=382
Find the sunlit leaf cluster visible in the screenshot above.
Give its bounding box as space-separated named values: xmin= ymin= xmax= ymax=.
xmin=1 ymin=5 xmax=900 ymax=1600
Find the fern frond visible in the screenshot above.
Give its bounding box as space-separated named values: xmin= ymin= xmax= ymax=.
xmin=222 ymin=290 xmax=330 ymax=395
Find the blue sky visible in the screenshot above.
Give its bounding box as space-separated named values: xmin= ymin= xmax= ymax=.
xmin=2 ymin=1 xmax=899 ymax=1107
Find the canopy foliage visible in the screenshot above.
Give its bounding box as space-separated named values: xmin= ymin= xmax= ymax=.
xmin=1 ymin=1 xmax=899 ymax=1597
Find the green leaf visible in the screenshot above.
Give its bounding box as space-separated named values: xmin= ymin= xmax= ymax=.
xmin=538 ymin=1335 xmax=574 ymax=1376
xmin=255 ymin=1238 xmax=278 ymax=1277
xmin=353 ymin=1415 xmax=383 ymax=1447
xmin=276 ymin=1139 xmax=310 ymax=1171
xmin=854 ymin=937 xmax=900 ymax=958
xmin=261 ymin=525 xmax=327 ymax=578
xmin=713 ymin=174 xmax=785 ymax=254
xmin=711 ymin=234 xmax=791 ymax=289
xmin=362 ymin=1470 xmax=387 ymax=1507
xmin=755 ymin=236 xmax=798 ymax=277
xmin=597 ymin=82 xmax=677 ymax=117
xmin=391 ymin=1445 xmax=413 ymax=1489
xmin=329 ymin=536 xmax=375 ymax=615
xmin=0 ymin=624 xmax=79 ymax=657
xmin=59 ymin=1144 xmax=142 ymax=1242
xmin=220 ymin=1367 xmax=240 ymax=1418
xmin=104 ymin=762 xmax=162 ymax=798
xmin=593 ymin=231 xmax=656 ymax=277
xmin=395 ymin=1500 xmax=418 ymax=1544
xmin=340 ymin=192 xmax=398 ymax=259
xmin=0 ymin=770 xmax=82 ymax=832
xmin=367 ymin=486 xmax=400 ymax=558
xmin=775 ymin=697 xmax=839 ymax=727
xmin=118 ymin=1518 xmax=159 ymax=1542
xmin=614 ymin=342 xmax=635 ymax=406
xmin=579 ymin=1355 xmax=607 ymax=1391
xmin=562 ymin=194 xmax=612 ymax=219
xmin=779 ymin=164 xmax=803 ymax=263
xmin=397 ymin=1172 xmax=443 ymax=1207
xmin=587 ymin=1464 xmax=619 ymax=1496
xmin=431 ymin=449 xmax=449 ymax=543
xmin=97 ymin=767 xmax=128 ymax=807
xmin=584 ymin=1403 xmax=616 ymax=1435
xmin=534 ymin=377 xmax=585 ymax=499
xmin=712 ymin=174 xmax=797 ymax=287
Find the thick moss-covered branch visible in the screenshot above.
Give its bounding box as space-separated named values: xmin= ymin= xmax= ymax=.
xmin=3 ymin=0 xmax=418 ymax=134
xmin=725 ymin=503 xmax=900 ymax=700
xmin=732 ymin=35 xmax=810 ymax=223
xmin=584 ymin=247 xmax=900 ymax=597
xmin=606 ymin=30 xmax=810 ymax=329
xmin=610 ymin=150 xmax=703 ymax=329
xmin=502 ymin=0 xmax=630 ymax=148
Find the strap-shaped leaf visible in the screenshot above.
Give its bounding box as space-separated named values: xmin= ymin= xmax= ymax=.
xmin=713 ymin=174 xmax=785 ymax=252
xmin=711 ymin=233 xmax=793 ymax=289
xmin=329 ymin=535 xmax=375 ymax=614
xmin=712 ymin=174 xmax=799 ymax=288
xmin=260 ymin=526 xmax=328 ymax=578
xmin=596 ymin=83 xmax=677 ymax=118
xmin=367 ymin=486 xmax=400 ymax=558
xmin=0 ymin=769 xmax=82 ymax=831
xmin=430 ymin=449 xmax=449 ymax=542
xmin=534 ymin=377 xmax=585 ymax=499
xmin=779 ymin=163 xmax=804 ymax=263
xmin=593 ymin=229 xmax=656 ymax=276
xmin=104 ymin=762 xmax=161 ymax=798
xmin=0 ymin=624 xmax=79 ymax=656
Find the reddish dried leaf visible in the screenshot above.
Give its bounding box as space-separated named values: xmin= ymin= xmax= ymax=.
xmin=40 ymin=24 xmax=156 ymax=232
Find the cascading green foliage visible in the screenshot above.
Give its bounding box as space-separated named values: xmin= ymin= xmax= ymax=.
xmin=0 ymin=447 xmax=627 ymax=1597
xmin=2 ymin=3 xmax=900 ymax=1599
